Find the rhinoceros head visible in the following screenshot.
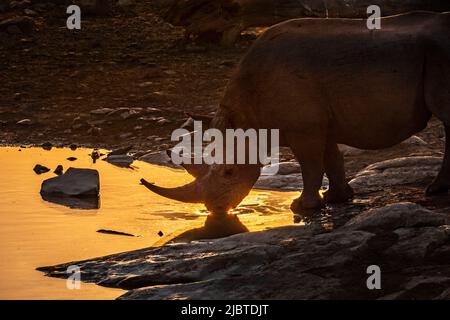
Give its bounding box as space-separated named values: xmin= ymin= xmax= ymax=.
xmin=141 ymin=161 xmax=260 ymax=214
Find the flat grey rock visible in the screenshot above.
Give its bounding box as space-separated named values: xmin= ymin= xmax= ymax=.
xmin=255 ymin=172 xmax=329 ymax=191
xmin=105 ymin=154 xmax=134 ymax=168
xmin=40 ymin=168 xmax=99 ymax=197
xmin=138 ymin=150 xmax=181 ymax=169
xmin=349 ymin=156 xmax=441 ymax=192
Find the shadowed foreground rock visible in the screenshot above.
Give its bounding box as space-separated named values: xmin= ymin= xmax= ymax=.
xmin=38 ymin=202 xmax=450 ymax=299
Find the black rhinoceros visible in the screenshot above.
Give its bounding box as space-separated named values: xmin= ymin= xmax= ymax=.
xmin=142 ymin=12 xmax=450 ymax=214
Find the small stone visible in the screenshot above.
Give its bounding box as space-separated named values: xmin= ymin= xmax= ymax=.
xmin=87 ymin=126 xmax=102 ymax=136
xmin=146 ymin=107 xmax=161 ymax=113
xmin=16 ymin=118 xmax=32 ymax=125
xmin=119 ymin=109 xmax=141 ymax=120
xmin=41 ymin=142 xmax=52 ymax=150
xmin=157 ymin=231 xmax=164 ymax=237
xmin=106 ymin=108 xmax=129 ymax=118
xmin=97 ymin=229 xmax=135 ymax=237
xmin=33 ymin=164 xmax=50 ymax=174
xmin=6 ymin=25 xmax=21 ymax=34
xmin=163 ymin=70 xmax=176 ymax=76
xmin=104 ymin=155 xmax=134 ymax=168
xmin=119 ymin=132 xmax=133 ymax=139
xmin=90 ymin=108 xmax=114 ymax=115
xmin=138 ymin=81 xmax=153 ymax=88
xmin=109 ymin=146 xmax=133 ymax=156
xmin=24 ymin=9 xmax=37 ymax=16
xmin=157 ymin=118 xmax=171 ymax=125
xmin=54 ymin=165 xmax=64 ymax=176
xmin=90 ymin=150 xmax=101 ymax=163
xmin=401 ymin=135 xmax=427 ymax=146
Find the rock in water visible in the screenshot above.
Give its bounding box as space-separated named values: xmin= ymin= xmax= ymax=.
xmin=97 ymin=229 xmax=135 ymax=237
xmin=41 ymin=142 xmax=53 ymax=150
xmin=54 ymin=165 xmax=63 ymax=176
xmin=138 ymin=150 xmax=181 ymax=169
xmin=40 ymin=168 xmax=100 ymax=197
xmin=108 ymin=145 xmax=133 ymax=156
xmin=33 ymin=164 xmax=50 ymax=174
xmin=104 ymin=154 xmax=134 ymax=168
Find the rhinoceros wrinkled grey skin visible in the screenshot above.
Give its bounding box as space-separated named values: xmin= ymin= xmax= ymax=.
xmin=159 ymin=0 xmax=450 ymax=46
xmin=142 ymin=12 xmax=450 ymax=215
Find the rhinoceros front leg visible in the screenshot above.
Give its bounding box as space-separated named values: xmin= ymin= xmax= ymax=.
xmin=427 ymin=125 xmax=450 ymax=194
xmin=323 ymin=139 xmax=354 ymax=203
xmin=289 ymin=136 xmax=325 ymax=213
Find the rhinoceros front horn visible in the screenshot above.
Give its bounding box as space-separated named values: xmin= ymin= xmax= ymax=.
xmin=140 ymin=178 xmax=204 ymax=203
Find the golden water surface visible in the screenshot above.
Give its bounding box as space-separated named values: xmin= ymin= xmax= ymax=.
xmin=0 ymin=147 xmax=297 ymax=299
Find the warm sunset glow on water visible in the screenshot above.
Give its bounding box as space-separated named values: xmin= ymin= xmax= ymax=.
xmin=0 ymin=147 xmax=298 ymax=299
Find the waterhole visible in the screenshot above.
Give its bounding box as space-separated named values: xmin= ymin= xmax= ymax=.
xmin=0 ymin=146 xmax=298 ymax=299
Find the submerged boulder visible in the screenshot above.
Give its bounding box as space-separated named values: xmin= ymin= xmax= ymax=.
xmin=40 ymin=168 xmax=99 ymax=197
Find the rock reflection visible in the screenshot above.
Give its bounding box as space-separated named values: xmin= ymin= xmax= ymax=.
xmin=40 ymin=193 xmax=100 ymax=210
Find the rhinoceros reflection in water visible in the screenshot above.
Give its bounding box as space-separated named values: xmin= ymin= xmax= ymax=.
xmin=142 ymin=12 xmax=450 ymax=218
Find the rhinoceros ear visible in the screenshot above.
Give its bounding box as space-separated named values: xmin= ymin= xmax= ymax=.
xmin=166 ymin=150 xmax=209 ymax=178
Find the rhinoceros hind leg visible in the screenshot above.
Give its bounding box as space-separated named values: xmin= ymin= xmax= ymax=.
xmin=426 ymin=125 xmax=450 ymax=195
xmin=289 ymin=136 xmax=325 ymax=212
xmin=323 ymin=139 xmax=354 ymax=203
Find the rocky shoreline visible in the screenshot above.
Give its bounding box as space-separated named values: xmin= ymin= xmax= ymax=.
xmin=38 ymin=200 xmax=450 ymax=300
xmin=37 ymin=153 xmax=450 ymax=300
